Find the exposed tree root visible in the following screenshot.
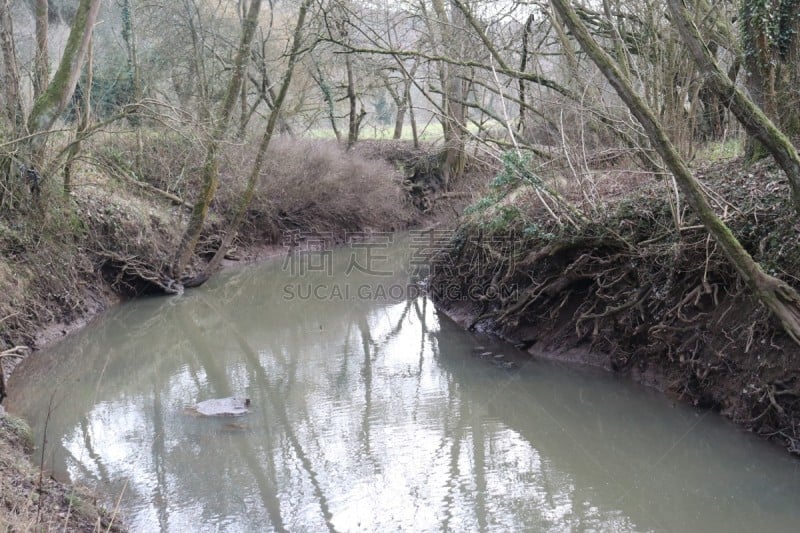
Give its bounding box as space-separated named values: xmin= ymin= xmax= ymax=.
xmin=430 ymin=161 xmax=800 ymax=454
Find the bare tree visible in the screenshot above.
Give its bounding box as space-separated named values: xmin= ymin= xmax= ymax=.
xmin=430 ymin=0 xmax=468 ymax=187
xmin=310 ymin=58 xmax=342 ymax=141
xmin=0 ymin=0 xmax=23 ymax=132
xmin=190 ymin=0 xmax=314 ymax=286
xmin=171 ymin=0 xmax=263 ymax=280
xmin=238 ymin=19 xmax=296 ymax=138
xmin=550 ymin=0 xmax=800 ymax=344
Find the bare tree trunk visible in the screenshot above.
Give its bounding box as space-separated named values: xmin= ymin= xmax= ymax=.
xmin=26 ymin=0 xmax=102 ymax=162
xmin=189 ymin=0 xmax=312 ymax=286
xmin=0 ymin=1 xmax=23 ymax=132
xmin=171 ymin=0 xmax=262 ymax=279
xmin=121 ymin=0 xmax=143 ymax=167
xmin=431 ymin=0 xmax=468 ymax=188
xmin=517 ymin=14 xmax=533 ymax=134
xmin=183 ymin=0 xmax=210 ymax=121
xmin=392 ymin=102 xmax=406 ymax=139
xmin=312 ymin=63 xmax=341 ymax=142
xmin=34 ymin=0 xmax=49 ymax=100
xmin=390 ymin=83 xmax=406 ymax=140
xmin=238 ymin=71 xmax=248 ymax=137
xmin=551 ymin=0 xmax=800 ymax=344
xmin=345 ymin=53 xmax=364 ymax=149
xmin=409 ymin=83 xmax=419 ymax=148
xmin=64 ymin=34 xmax=93 ymax=196
xmin=667 ymin=0 xmax=800 ymax=215
xmin=393 ymin=62 xmax=418 ymax=140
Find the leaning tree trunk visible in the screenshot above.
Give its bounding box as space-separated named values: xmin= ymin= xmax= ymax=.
xmin=550 ymin=0 xmax=800 ymax=344
xmin=188 ymin=0 xmax=313 ymax=287
xmin=26 ymin=0 xmax=102 ymax=163
xmin=171 ymin=0 xmax=262 ymax=280
xmin=63 ymin=34 xmax=93 ymax=196
xmin=666 ymin=0 xmax=800 ymax=216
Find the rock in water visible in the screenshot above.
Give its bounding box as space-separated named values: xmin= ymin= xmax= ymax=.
xmin=193 ymin=397 xmax=250 ymax=417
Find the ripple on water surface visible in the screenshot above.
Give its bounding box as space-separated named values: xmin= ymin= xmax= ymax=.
xmin=8 ymin=245 xmax=800 ymax=532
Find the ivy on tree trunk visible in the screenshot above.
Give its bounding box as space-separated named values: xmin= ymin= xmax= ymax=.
xmin=667 ymin=0 xmax=800 ymax=216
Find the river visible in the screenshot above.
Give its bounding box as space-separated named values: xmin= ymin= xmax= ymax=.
xmin=8 ymin=238 xmax=800 ymax=532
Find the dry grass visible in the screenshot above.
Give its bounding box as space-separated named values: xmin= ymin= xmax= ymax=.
xmin=0 ymin=206 xmax=97 ymax=349
xmin=71 ymin=167 xmax=185 ymax=294
xmin=94 ymin=133 xmax=413 ymax=242
xmin=0 ymin=414 xmax=124 ymax=532
xmin=88 ymin=131 xmax=205 ymax=204
xmin=234 ymin=137 xmax=412 ymax=236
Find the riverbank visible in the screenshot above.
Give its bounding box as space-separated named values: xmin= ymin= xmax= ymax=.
xmin=429 ymin=153 xmax=800 ymax=455
xmin=0 ymin=136 xmax=467 ymax=530
xmin=7 ymin=133 xmax=799 ymax=528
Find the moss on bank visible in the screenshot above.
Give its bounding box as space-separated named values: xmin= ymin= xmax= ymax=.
xmin=430 ymin=154 xmax=800 ymax=454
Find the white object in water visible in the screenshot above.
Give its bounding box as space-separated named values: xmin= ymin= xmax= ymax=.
xmin=193 ymin=397 xmax=251 ymax=417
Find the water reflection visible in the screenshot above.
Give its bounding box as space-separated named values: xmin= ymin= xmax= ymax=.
xmin=8 ymin=243 xmax=800 ymax=532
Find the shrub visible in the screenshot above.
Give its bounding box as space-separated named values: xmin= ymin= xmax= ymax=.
xmin=218 ymin=138 xmax=412 ymax=238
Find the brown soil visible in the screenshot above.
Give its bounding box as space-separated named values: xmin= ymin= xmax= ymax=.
xmin=429 ymin=155 xmax=800 ymax=455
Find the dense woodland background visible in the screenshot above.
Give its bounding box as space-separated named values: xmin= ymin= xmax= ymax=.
xmin=0 ymin=0 xmax=799 ymax=338
xmin=4 ymin=4 xmax=800 ymax=526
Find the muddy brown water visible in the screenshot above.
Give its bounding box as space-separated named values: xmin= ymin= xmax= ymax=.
xmin=8 ymin=240 xmax=800 ymax=532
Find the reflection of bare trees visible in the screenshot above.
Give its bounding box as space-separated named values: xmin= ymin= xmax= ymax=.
xmin=439 ymin=393 xmax=466 ymax=532
xmin=472 ymin=412 xmax=488 ymax=532
xmin=358 ymin=314 xmax=374 ymax=457
xmin=151 ymin=386 xmax=170 ymax=531
xmin=79 ymin=416 xmax=110 ymax=482
xmin=197 ymin=293 xmax=335 ymax=532
xmin=11 ymin=244 xmax=800 ymax=532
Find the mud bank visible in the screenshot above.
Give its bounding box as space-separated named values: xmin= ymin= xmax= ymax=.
xmin=429 ymin=157 xmax=800 ymax=455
